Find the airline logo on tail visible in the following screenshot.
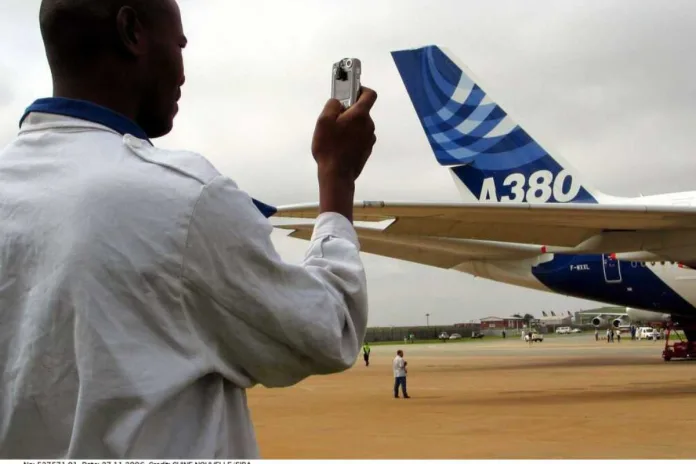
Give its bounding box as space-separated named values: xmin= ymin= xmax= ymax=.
xmin=391 ymin=45 xmax=599 ymax=204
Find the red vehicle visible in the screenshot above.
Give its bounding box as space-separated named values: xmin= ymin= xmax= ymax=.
xmin=662 ymin=323 xmax=696 ymax=361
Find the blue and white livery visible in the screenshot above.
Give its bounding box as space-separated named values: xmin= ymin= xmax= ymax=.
xmin=391 ymin=45 xmax=602 ymax=205
xmin=274 ymin=45 xmax=696 ymax=339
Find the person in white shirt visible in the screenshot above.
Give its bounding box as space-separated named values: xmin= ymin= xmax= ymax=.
xmin=0 ymin=0 xmax=377 ymax=459
xmin=393 ymin=350 xmax=410 ymax=399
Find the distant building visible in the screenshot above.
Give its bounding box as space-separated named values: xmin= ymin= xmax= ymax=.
xmin=453 ymin=322 xmax=481 ymax=330
xmin=538 ymin=310 xmax=573 ymax=326
xmin=479 ymin=316 xmax=525 ymax=331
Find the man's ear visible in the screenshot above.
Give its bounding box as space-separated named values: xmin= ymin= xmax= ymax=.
xmin=116 ymin=6 xmax=147 ymax=57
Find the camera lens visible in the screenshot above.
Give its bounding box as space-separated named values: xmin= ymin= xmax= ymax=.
xmin=345 ymin=59 xmax=352 ymax=68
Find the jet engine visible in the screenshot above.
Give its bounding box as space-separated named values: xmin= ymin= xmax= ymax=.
xmin=591 ymin=316 xmax=609 ymax=328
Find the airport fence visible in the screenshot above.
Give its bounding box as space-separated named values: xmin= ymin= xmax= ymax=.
xmin=365 ymin=325 xmax=476 ymax=342
xmin=365 ymin=324 xmax=593 ymax=343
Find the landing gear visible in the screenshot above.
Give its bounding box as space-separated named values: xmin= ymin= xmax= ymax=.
xmin=662 ymin=322 xmax=696 ymax=361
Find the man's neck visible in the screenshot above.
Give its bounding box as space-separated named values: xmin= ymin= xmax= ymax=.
xmin=53 ymin=78 xmax=139 ymax=123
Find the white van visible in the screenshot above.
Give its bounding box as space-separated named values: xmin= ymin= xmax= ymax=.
xmin=556 ymin=326 xmax=571 ymax=334
xmin=637 ymin=327 xmax=661 ymax=340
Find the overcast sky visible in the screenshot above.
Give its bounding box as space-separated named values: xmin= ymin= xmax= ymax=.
xmin=2 ymin=0 xmax=695 ymax=326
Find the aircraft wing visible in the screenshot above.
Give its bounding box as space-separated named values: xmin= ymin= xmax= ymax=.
xmin=277 ymin=223 xmax=543 ymax=268
xmin=274 ymin=201 xmax=696 ymax=248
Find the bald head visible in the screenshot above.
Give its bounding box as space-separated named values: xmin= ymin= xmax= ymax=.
xmin=38 ymin=0 xmax=188 ymax=138
xmin=40 ymin=0 xmax=165 ymax=75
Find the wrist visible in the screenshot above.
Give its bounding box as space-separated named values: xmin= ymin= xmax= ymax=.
xmin=317 ymin=162 xmax=353 ymax=184
xmin=317 ymin=170 xmax=355 ymax=222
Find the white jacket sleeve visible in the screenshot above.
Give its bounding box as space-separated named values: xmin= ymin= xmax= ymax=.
xmin=180 ymin=175 xmax=368 ymax=388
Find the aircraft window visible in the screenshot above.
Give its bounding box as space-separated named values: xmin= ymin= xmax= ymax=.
xmin=631 ymin=261 xmax=637 ymax=268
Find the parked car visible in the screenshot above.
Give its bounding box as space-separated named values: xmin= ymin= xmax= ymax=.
xmin=471 ymin=332 xmax=484 ymax=339
xmin=637 ymin=327 xmax=662 ymax=340
xmin=556 ymin=326 xmax=571 ymax=334
xmin=449 ymin=333 xmax=462 ymax=340
xmin=571 ymin=328 xmax=582 ymax=333
xmin=524 ymin=332 xmax=544 ymax=342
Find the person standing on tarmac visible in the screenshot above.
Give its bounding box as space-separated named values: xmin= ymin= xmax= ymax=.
xmin=363 ymin=342 xmax=371 ymax=366
xmin=393 ymin=350 xmax=410 ymax=398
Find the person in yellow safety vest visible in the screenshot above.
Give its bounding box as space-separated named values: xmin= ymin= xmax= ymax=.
xmin=363 ymin=342 xmax=371 ymax=366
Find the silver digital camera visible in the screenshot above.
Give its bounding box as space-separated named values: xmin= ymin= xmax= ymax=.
xmin=331 ymin=58 xmax=362 ymax=109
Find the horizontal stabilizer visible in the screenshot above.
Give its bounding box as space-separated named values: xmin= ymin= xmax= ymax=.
xmin=277 ymin=223 xmax=543 ymax=267
xmin=275 ymin=201 xmax=696 ymax=248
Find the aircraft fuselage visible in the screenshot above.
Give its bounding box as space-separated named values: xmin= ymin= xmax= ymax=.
xmin=459 ymin=254 xmax=696 ymax=318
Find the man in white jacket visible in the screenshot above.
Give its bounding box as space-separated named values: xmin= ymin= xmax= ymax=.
xmin=393 ymin=350 xmax=410 ymax=399
xmin=0 ymin=0 xmax=377 ymax=459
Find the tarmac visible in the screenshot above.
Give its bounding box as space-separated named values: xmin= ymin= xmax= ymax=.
xmin=248 ymin=333 xmax=696 ymax=459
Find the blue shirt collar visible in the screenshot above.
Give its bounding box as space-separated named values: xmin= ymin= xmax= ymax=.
xmin=20 ymin=97 xmax=152 ymax=144
xmin=19 ymin=97 xmax=277 ymax=218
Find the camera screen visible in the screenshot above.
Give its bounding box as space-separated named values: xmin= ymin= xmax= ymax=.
xmin=333 ymin=77 xmax=352 ymax=102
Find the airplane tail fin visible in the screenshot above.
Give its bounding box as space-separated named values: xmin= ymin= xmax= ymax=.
xmin=391 ymin=45 xmax=607 ymax=204
xmin=542 ymin=311 xmax=548 ymax=317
